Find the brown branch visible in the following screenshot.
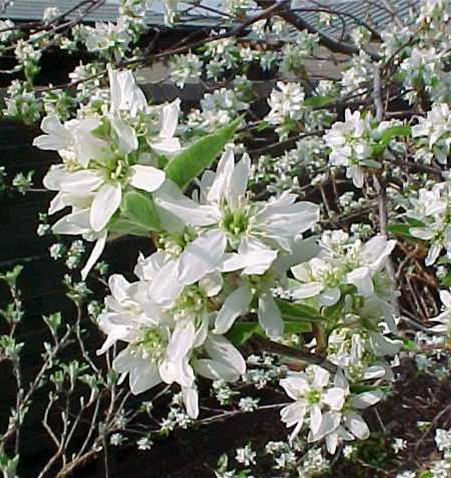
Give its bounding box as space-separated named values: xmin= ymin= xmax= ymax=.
xmin=252 ymin=335 xmax=338 ymax=373
xmin=257 ymin=0 xmax=380 ymax=61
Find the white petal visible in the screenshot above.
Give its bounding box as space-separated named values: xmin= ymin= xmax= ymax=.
xmin=149 ymin=258 xmax=184 ymax=306
xmin=440 ymin=290 xmax=451 ymax=309
xmin=291 ymin=282 xmax=323 ymax=299
xmin=214 ymin=284 xmax=253 ymax=334
xmin=81 ymin=231 xmax=107 ymax=280
xmin=128 ymin=165 xmax=165 ymax=193
xmin=258 ymin=292 xmax=283 ymax=339
xmin=312 ymin=366 xmax=330 ymax=389
xmin=109 ymin=274 xmax=131 ymax=302
xmin=59 ymin=170 xmax=104 ymax=194
xmin=113 ymin=347 xmax=161 ymax=394
xmin=351 ymin=390 xmax=383 ymax=409
xmin=204 ymin=335 xmax=246 ymax=378
xmin=322 ymin=387 xmax=346 ymax=411
xmin=196 ymin=359 xmax=241 ymax=382
xmin=238 ymin=236 xmax=278 ymax=275
xmin=425 ymin=243 xmax=442 ymax=266
xmin=346 ymin=267 xmax=374 ymax=296
xmin=90 ymin=182 xmax=122 ymax=232
xmin=345 ymin=412 xmax=369 ymax=439
xmin=182 ymin=385 xmax=199 ymax=419
xmin=178 ymin=229 xmax=227 ymax=285
xmin=110 ymin=117 xmax=138 ymax=155
xmin=200 ymin=272 xmax=223 ymax=297
xmin=207 ymin=145 xmax=235 ymax=204
xmin=52 ymin=210 xmax=91 ymax=235
xmin=155 ymin=181 xmax=220 ymax=227
xmin=227 ymin=153 xmax=250 ymax=209
xmin=159 ymin=98 xmax=180 ymax=139
xmin=150 ymin=137 xmax=182 ymax=157
xmin=319 ymin=287 xmax=341 ymax=306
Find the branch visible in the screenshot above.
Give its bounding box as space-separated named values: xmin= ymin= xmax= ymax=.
xmin=252 ymin=335 xmax=338 ymax=373
xmin=256 ymin=0 xmax=380 ymax=60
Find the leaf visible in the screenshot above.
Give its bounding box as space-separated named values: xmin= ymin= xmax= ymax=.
xmin=227 ymin=320 xmax=312 ymax=346
xmin=165 ymin=118 xmax=240 ymax=189
xmin=388 ymin=220 xmax=425 ymax=242
xmin=304 ymin=95 xmax=334 ymax=108
xmin=109 ymin=218 xmax=151 ymax=237
xmin=380 ymin=125 xmax=411 ymax=144
xmin=227 ymin=322 xmax=259 ymax=346
xmin=116 ymin=190 xmax=161 ymax=234
xmin=275 ymin=299 xmax=322 ymax=322
xmin=387 ymin=223 xmax=413 ymax=238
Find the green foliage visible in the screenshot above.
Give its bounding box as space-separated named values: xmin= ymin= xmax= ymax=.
xmin=111 ymin=190 xmax=162 ymax=236
xmin=165 ymin=119 xmax=240 ymax=189
xmin=0 ymin=451 xmax=19 ymax=478
xmin=275 ymin=299 xmax=323 ymax=322
xmin=379 ymin=125 xmax=411 ymax=144
xmin=227 ymin=320 xmax=312 ymax=346
xmin=304 ymin=95 xmax=334 ymax=108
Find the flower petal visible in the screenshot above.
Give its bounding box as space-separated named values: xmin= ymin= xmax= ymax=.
xmin=258 ymin=292 xmax=283 ymax=339
xmin=128 ymin=165 xmax=165 ymax=193
xmin=90 ymin=182 xmax=122 ymax=232
xmin=178 ymin=229 xmax=227 ymax=285
xmin=214 ymin=284 xmax=253 ymax=334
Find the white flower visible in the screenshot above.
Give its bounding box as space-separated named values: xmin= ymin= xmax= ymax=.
xmin=290 ymin=233 xmax=396 ymax=306
xmin=324 ymin=109 xmax=373 ymax=188
xmin=97 ymin=250 xmax=246 ymax=417
xmin=407 ymin=181 xmax=451 ymax=266
xmin=412 ymin=103 xmax=451 ymax=164
xmin=267 ymin=81 xmax=305 ymax=125
xmin=156 ymin=146 xmax=319 ymax=287
xmin=33 ymin=66 xmax=176 ymax=278
xmin=280 ymin=366 xmax=346 ymax=444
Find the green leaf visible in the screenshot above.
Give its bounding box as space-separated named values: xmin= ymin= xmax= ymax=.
xmin=165 ymin=118 xmax=240 ymax=189
xmin=227 ymin=322 xmax=260 ymax=346
xmin=388 ymin=220 xmax=425 ymax=242
xmin=116 ymin=190 xmax=161 ymax=235
xmin=440 ymin=274 xmax=451 ymax=286
xmin=304 ymin=95 xmax=334 ymax=108
xmin=380 ymin=125 xmax=411 ymax=144
xmin=275 ymin=299 xmax=322 ymax=322
xmin=387 ymin=223 xmax=413 ymax=238
xmin=227 ymin=320 xmax=312 ymax=346
xmin=109 ymin=218 xmax=151 ymax=237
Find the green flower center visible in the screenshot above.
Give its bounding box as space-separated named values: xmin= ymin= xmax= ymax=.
xmin=133 ymin=327 xmax=167 ymax=362
xmin=222 ymin=210 xmax=249 ymax=236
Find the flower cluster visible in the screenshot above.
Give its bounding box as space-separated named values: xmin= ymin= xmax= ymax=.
xmin=33 ymin=66 xmax=181 ymax=278
xmin=406 ymin=180 xmax=451 ymax=266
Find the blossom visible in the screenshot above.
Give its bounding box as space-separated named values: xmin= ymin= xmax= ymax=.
xmin=267 ymin=81 xmax=305 ymax=125
xmin=280 ymin=366 xmax=382 ymax=454
xmin=407 ymin=181 xmax=451 ymax=266
xmin=33 ymin=66 xmax=183 ymax=278
xmin=290 ymin=232 xmax=396 ymax=306
xmin=97 ymin=250 xmax=246 ymax=417
xmin=324 ymin=109 xmax=373 ymax=188
xmin=412 ymin=103 xmax=451 ymax=164
xmin=156 ymin=146 xmax=319 ymax=287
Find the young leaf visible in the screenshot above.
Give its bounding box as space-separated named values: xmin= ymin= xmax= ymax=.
xmin=109 ymin=218 xmax=151 ymax=237
xmin=118 ymin=190 xmax=161 ymax=234
xmin=227 ymin=320 xmax=312 ymax=346
xmin=275 ymin=299 xmax=323 ymax=322
xmin=165 ymin=118 xmax=240 ymax=189
xmin=304 ymin=95 xmax=334 ymax=108
xmin=380 ymin=125 xmax=411 ymax=144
